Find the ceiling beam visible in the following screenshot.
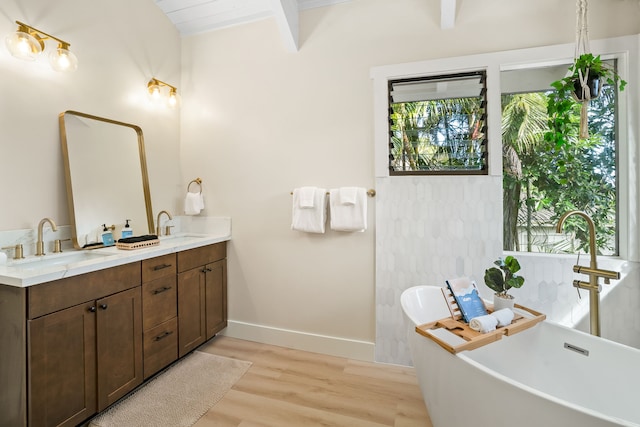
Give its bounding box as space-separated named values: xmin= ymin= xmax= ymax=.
xmin=440 ymin=0 xmax=456 ymax=30
xmin=272 ymin=0 xmax=299 ymax=52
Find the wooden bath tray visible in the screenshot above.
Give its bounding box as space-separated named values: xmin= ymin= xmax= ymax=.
xmin=415 ymin=288 xmax=546 ymax=354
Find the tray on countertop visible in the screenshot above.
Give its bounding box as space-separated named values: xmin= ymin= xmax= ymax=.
xmin=115 ymin=239 xmax=160 ymax=250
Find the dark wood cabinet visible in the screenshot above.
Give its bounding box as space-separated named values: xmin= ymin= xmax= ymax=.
xmin=96 ymin=287 xmax=143 ymax=411
xmin=177 ymin=242 xmax=227 ymax=357
xmin=28 ymin=302 xmax=97 ymax=427
xmin=28 ymin=286 xmax=143 ymax=425
xmin=141 ymin=254 xmax=178 ymax=379
xmin=177 ymin=266 xmax=207 ymax=357
xmin=204 ymin=259 xmax=227 ymax=339
xmin=0 ymin=241 xmax=227 ymax=427
xmin=26 ymin=263 xmax=142 ymax=427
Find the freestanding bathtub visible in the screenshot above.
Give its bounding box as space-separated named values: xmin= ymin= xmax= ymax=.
xmin=401 ymin=285 xmax=640 ymax=427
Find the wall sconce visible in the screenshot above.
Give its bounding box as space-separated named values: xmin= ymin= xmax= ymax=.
xmin=5 ymin=21 xmax=78 ymax=72
xmin=147 ymin=78 xmax=181 ymax=108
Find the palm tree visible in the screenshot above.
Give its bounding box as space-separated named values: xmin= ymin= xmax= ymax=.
xmin=501 ymin=93 xmax=549 ymax=251
xmin=390 ymin=98 xmax=485 ymax=171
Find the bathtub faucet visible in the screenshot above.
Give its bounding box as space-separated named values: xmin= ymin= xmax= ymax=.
xmin=556 ymin=211 xmax=620 ymax=337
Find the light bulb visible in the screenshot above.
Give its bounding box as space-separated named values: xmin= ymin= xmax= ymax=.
xmin=49 ymin=46 xmax=78 ymax=72
xmin=168 ymin=89 xmax=181 ymax=108
xmin=5 ymin=31 xmax=41 ymax=61
xmin=150 ymin=86 xmax=161 ymax=98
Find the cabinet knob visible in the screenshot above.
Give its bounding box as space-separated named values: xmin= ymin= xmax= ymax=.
xmin=99 ymin=304 xmax=108 ymax=310
xmin=88 ymin=306 xmax=96 ymax=313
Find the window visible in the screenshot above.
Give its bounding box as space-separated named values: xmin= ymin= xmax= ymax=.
xmin=388 ymin=71 xmax=487 ymax=175
xmin=501 ymin=62 xmax=619 ymax=255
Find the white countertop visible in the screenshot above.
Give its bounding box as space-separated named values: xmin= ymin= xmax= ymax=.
xmin=0 ymin=232 xmax=230 ymax=287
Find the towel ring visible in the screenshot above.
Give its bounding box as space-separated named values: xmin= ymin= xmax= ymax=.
xmin=187 ymin=178 xmax=203 ymax=193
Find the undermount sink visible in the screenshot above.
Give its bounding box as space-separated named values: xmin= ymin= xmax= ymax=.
xmin=8 ymin=251 xmax=113 ymax=271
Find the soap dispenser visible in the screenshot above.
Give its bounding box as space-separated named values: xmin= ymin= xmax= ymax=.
xmin=101 ymin=224 xmax=115 ymax=247
xmin=121 ymin=219 xmax=133 ymax=239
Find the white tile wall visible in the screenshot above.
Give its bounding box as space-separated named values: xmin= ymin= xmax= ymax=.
xmin=374 ymin=175 xmax=640 ymax=365
xmin=375 ymin=175 xmax=503 ymax=365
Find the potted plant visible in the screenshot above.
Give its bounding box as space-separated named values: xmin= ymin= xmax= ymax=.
xmin=484 ymin=255 xmax=525 ymax=311
xmin=546 ymin=53 xmax=627 ymax=146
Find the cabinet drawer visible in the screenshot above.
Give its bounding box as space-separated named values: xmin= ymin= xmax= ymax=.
xmin=143 ymin=317 xmax=178 ymax=379
xmin=142 ymin=254 xmax=176 ymax=282
xmin=28 ymin=262 xmax=141 ymax=319
xmin=177 ymin=242 xmax=226 ymax=273
xmin=142 ymin=275 xmax=177 ymax=331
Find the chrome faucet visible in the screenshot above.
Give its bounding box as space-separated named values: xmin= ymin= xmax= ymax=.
xmin=556 ymin=210 xmax=620 ymax=336
xmin=36 ymin=217 xmax=58 ymax=256
xmin=156 ymin=210 xmax=173 ymax=237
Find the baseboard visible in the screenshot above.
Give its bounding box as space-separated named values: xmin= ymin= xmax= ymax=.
xmin=221 ymin=320 xmax=375 ymax=362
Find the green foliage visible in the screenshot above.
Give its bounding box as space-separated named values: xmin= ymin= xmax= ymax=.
xmin=389 ymin=98 xmax=485 ymax=172
xmin=484 ymin=256 xmax=525 ymax=297
xmin=545 ymin=54 xmax=626 ymax=149
xmin=501 ymin=88 xmax=617 ymax=255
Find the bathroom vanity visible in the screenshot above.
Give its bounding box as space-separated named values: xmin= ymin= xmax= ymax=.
xmin=0 ymin=234 xmax=228 ymax=427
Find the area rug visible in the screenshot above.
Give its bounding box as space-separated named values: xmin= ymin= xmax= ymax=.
xmin=90 ymin=351 xmax=251 ymax=427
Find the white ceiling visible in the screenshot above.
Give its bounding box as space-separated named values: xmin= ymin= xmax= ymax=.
xmin=155 ymin=0 xmax=458 ymax=52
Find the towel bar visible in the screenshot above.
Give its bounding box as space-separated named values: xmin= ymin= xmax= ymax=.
xmin=290 ymin=189 xmax=376 ymax=197
xmin=187 ymin=178 xmax=203 ymax=193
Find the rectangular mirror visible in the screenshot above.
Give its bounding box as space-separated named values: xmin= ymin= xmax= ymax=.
xmin=59 ymin=111 xmax=154 ymax=248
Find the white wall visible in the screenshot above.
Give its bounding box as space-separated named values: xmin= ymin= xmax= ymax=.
xmin=0 ymin=0 xmax=182 ymax=232
xmin=180 ymin=0 xmax=640 ymax=360
xmin=2 ymin=0 xmax=638 ymax=362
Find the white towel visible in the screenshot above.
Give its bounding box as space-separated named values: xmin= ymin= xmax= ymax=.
xmin=298 ymin=186 xmax=316 ymax=208
xmin=339 ymin=187 xmax=358 ymax=205
xmin=469 ymin=314 xmax=498 ymax=333
xmin=184 ymin=192 xmax=204 ymax=215
xmin=329 ymin=187 xmax=367 ymax=232
xmin=291 ymin=187 xmax=327 ymax=233
xmin=491 ymin=308 xmax=515 ymax=327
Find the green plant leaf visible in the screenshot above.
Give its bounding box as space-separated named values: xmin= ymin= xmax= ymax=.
xmin=503 ymin=255 xmax=521 ymax=274
xmin=484 ymin=267 xmax=505 ymax=293
xmin=506 ymin=275 xmax=525 ymax=290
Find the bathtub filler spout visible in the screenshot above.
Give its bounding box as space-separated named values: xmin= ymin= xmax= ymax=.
xmin=556 ymin=210 xmax=620 ymax=337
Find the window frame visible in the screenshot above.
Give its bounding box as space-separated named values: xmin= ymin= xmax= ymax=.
xmin=387 ymin=71 xmax=488 ymax=176
xmin=370 ymin=35 xmax=637 ymax=261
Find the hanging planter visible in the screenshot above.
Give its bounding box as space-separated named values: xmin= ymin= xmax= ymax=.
xmin=571 ymin=70 xmax=601 ymax=102
xmin=544 ymin=0 xmax=627 ymax=147
xmin=546 ymin=54 xmax=626 ymax=144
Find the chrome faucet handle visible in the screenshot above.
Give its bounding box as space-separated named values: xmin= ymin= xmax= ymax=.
xmin=2 ymin=244 xmax=24 ymax=260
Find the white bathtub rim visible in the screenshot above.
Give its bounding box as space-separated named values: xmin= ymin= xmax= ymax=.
xmin=402 ymin=285 xmax=640 ymax=427
xmin=456 ymin=327 xmax=637 ymax=427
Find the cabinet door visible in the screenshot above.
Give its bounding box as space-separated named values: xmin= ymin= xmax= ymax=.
xmin=96 ymin=287 xmax=143 ymax=411
xmin=177 ymin=267 xmax=206 ymax=357
xmin=204 ymin=259 xmax=227 ymax=339
xmin=28 ymin=302 xmax=97 ymax=427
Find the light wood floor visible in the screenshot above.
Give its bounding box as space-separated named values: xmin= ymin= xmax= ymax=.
xmin=193 ymin=336 xmax=433 ymax=427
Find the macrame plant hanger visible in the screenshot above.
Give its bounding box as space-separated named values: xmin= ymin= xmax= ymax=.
xmin=575 ymin=0 xmax=592 ymax=138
